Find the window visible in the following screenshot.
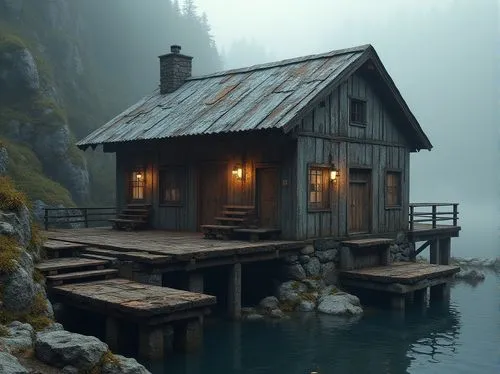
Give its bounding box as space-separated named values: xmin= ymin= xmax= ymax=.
xmin=386 ymin=171 xmax=402 ymax=207
xmin=350 ymin=98 xmax=367 ymax=124
xmin=308 ymin=165 xmax=331 ymax=211
xmin=130 ymin=170 xmax=145 ymax=200
xmin=159 ymin=167 xmax=185 ymax=205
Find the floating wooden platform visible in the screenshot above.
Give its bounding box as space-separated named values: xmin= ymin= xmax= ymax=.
xmin=50 ymin=278 xmax=216 ymax=322
xmin=340 ymin=262 xmax=460 ymax=294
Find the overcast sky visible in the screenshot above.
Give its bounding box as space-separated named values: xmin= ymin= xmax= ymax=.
xmin=190 ymin=0 xmax=499 ymax=256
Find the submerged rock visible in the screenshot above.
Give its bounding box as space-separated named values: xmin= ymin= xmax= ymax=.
xmin=317 ymin=293 xmax=363 ymax=316
xmin=244 ymin=313 xmax=265 ymax=321
xmin=102 ymin=354 xmax=150 ymax=374
xmin=0 ymin=351 xmax=28 ymax=374
xmin=35 ymin=330 xmax=108 ymax=371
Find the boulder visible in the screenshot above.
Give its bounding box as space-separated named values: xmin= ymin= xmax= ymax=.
xmin=0 ymin=207 xmax=31 ymax=247
xmin=259 ymin=296 xmax=279 ymax=311
xmin=304 ymin=257 xmax=321 ymax=277
xmin=35 ymin=330 xmax=108 ymax=371
xmin=269 ymin=309 xmax=285 ymax=319
xmin=102 ymin=354 xmax=151 ymax=374
xmin=300 ymin=245 xmax=315 ymax=255
xmin=276 ymin=281 xmax=307 ymax=303
xmin=320 ymin=262 xmax=337 ymax=285
xmin=315 ymin=249 xmax=338 ymax=263
xmin=0 ymin=352 xmax=28 ymax=374
xmin=299 ymin=255 xmax=310 ymax=264
xmin=0 ymin=322 xmax=34 ymax=353
xmin=455 ymin=269 xmax=486 ymax=282
xmin=1 ymin=266 xmax=36 ymax=312
xmin=284 ymin=264 xmax=306 ymax=280
xmin=317 ymin=293 xmax=363 ymax=316
xmin=0 ymin=221 xmax=15 ymax=236
xmin=297 ymin=300 xmax=315 ymax=312
xmin=62 ymin=366 xmax=79 ymax=374
xmin=302 ymin=278 xmax=323 ymax=291
xmin=319 ymin=285 xmax=338 ymax=298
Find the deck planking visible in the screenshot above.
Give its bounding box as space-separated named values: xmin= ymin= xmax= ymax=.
xmin=43 ymin=240 xmax=87 ymax=251
xmin=36 ymin=257 xmax=108 ymax=272
xmin=45 ymin=227 xmax=304 ymax=262
xmin=51 ymin=278 xmax=217 ymax=320
xmin=341 ymin=262 xmax=460 ymax=285
xmin=341 ymin=238 xmax=393 ymax=248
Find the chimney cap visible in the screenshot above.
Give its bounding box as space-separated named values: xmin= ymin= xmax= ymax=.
xmin=171 ymin=45 xmax=181 ymax=54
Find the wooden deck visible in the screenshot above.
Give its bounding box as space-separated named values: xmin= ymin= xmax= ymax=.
xmin=340 ymin=262 xmax=460 ymax=294
xmin=45 ymin=227 xmax=305 ymax=270
xmin=50 ymin=278 xmax=216 ymax=322
xmin=408 ymin=223 xmax=461 ymax=242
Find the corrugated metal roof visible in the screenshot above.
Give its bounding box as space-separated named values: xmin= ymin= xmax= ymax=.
xmin=77 ymin=45 xmax=370 ymax=147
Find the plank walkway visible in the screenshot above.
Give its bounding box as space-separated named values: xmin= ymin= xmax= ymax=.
xmin=45 ymin=228 xmax=304 ymax=263
xmin=36 ymin=258 xmax=107 ymax=273
xmin=51 ymin=278 xmax=216 ymax=321
xmin=341 ymin=262 xmax=460 ymax=284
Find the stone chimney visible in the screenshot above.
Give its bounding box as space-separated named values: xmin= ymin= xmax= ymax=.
xmin=159 ymin=45 xmax=193 ymax=94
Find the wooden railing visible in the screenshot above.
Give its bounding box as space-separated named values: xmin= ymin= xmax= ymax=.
xmin=409 ymin=203 xmax=459 ymax=231
xmin=43 ymin=207 xmax=117 ymax=230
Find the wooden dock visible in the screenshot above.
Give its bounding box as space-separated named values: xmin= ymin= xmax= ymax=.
xmin=50 ymin=279 xmax=216 ymax=359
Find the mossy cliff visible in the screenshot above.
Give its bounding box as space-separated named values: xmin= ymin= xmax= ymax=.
xmin=0 ymin=0 xmax=222 ymax=213
xmin=0 ymin=177 xmax=150 ymax=373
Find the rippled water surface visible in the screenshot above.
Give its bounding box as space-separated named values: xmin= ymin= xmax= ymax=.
xmin=149 ymin=272 xmax=500 ymax=374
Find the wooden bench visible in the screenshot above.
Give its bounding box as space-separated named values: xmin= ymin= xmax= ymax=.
xmin=201 ymin=205 xmax=257 ymax=239
xmin=340 ymin=238 xmax=394 ymax=270
xmin=233 ymin=228 xmax=281 ymax=242
xmin=109 ymin=204 xmax=152 ymax=231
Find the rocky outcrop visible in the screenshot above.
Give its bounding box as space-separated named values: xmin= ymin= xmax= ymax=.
xmin=0 ymin=352 xmax=28 ymax=374
xmin=452 ymin=257 xmax=500 ymax=269
xmin=454 ymin=269 xmax=486 ymax=283
xmin=35 ymin=330 xmax=108 ymax=371
xmin=0 ymin=146 xmax=7 ymax=175
xmin=102 ymin=354 xmax=150 ymax=374
xmin=317 ymin=293 xmax=363 ymax=316
xmin=0 ymin=48 xmax=40 ymax=96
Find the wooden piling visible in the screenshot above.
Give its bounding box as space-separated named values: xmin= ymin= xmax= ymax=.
xmin=228 ymin=263 xmax=242 ymax=320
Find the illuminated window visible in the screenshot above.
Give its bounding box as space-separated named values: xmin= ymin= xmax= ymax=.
xmin=160 ymin=166 xmax=185 ymax=205
xmin=308 ymin=166 xmax=330 ymax=211
xmin=386 ymin=171 xmax=401 ymax=207
xmin=130 ymin=170 xmax=144 ymax=200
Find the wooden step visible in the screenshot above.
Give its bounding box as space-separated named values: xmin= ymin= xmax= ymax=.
xmin=122 ymin=209 xmax=150 ymax=214
xmin=82 ymin=247 xmax=171 ymax=264
xmin=201 ymin=224 xmax=239 ymax=230
xmin=79 ymin=253 xmax=119 ymax=263
xmin=215 ymin=217 xmax=245 ymax=222
xmin=221 ymin=210 xmax=248 ymax=216
xmin=46 ymin=269 xmax=118 ymax=286
xmin=117 ymin=214 xmax=147 ymax=220
xmin=109 ymin=218 xmax=145 ymax=224
xmin=223 ymin=205 xmax=254 ymax=210
xmin=43 ymin=240 xmax=87 ymax=251
xmin=36 ymin=258 xmax=108 ymax=274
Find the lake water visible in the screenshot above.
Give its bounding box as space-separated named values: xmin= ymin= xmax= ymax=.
xmin=148 ymin=271 xmax=499 ymax=374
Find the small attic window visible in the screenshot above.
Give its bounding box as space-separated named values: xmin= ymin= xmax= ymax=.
xmin=350 ymin=98 xmax=367 ymax=125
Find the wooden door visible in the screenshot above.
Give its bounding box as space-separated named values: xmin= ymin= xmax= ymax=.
xmin=348 ymin=169 xmax=371 ymax=233
xmin=198 ymin=163 xmax=227 ymax=229
xmin=256 ymin=167 xmax=280 ymax=228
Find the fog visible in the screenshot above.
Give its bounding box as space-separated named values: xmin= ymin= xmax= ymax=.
xmin=194 ymin=0 xmax=499 ymax=257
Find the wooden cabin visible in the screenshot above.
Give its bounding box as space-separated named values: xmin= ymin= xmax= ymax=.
xmin=77 ymin=44 xmax=432 ymax=241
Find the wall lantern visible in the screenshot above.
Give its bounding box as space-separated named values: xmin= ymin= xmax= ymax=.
xmin=232 ymin=164 xmax=243 ymax=180
xmin=330 ymin=166 xmax=339 ymax=182
xmin=135 ymin=171 xmax=143 ymax=181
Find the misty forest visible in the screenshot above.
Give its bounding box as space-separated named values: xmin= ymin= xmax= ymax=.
xmin=0 ymin=0 xmax=498 ymax=373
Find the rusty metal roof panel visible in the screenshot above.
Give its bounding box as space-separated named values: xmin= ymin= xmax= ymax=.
xmin=77 ymin=46 xmax=371 ymax=147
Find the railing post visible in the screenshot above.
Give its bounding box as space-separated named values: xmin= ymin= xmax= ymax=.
xmin=44 ymin=209 xmax=49 ymax=230
xmin=409 ymin=205 xmax=414 ymax=231
xmin=453 ymin=204 xmax=458 ymax=226
xmin=83 ymin=208 xmax=89 ymax=228
xmin=432 ymin=205 xmax=437 ymax=228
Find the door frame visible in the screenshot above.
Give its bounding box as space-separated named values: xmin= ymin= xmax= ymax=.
xmin=347 ymin=166 xmax=373 ymax=235
xmin=196 ymin=160 xmax=228 ymax=230
xmin=255 ymin=163 xmax=281 ymax=228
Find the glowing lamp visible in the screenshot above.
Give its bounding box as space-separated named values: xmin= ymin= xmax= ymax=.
xmin=135 ymin=172 xmax=143 ymax=181
xmin=232 ymin=164 xmax=243 ymax=180
xmin=330 ymin=166 xmax=339 ymax=181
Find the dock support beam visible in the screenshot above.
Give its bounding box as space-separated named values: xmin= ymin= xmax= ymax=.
xmin=391 ymin=294 xmax=406 ymax=311
xmin=139 ymin=326 xmax=164 ymax=360
xmin=438 ymin=238 xmax=451 ymax=265
xmin=429 ymin=240 xmax=440 ymax=264
xmin=105 ymin=317 xmax=120 ymax=352
xmin=187 ymin=272 xmax=204 ymax=293
xmin=228 ymin=263 xmax=242 ymax=320
xmin=430 ymin=283 xmax=451 ymax=306
xmin=176 ymin=318 xmax=203 ymax=352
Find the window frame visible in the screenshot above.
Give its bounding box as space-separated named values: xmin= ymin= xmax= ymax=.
xmin=349 ymin=97 xmax=368 ymax=126
xmin=129 ymin=169 xmax=145 ymax=201
xmin=385 ymin=168 xmax=402 ymax=209
xmin=159 ymin=165 xmax=186 ymax=207
xmin=307 ymin=163 xmax=332 ymax=213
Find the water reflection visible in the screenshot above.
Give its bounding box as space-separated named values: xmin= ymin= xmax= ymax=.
xmin=149 ymin=298 xmax=462 ymax=374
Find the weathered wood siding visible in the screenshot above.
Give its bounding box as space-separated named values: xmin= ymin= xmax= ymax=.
xmin=294 ymin=72 xmax=410 ymax=239
xmin=115 ymin=132 xmax=297 ymax=238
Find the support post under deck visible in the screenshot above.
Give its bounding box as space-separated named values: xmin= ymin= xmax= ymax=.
xmin=105 ymin=317 xmax=119 ymax=352
xmin=391 ymin=294 xmax=406 ymax=311
xmin=438 ymin=237 xmax=451 ymax=265
xmin=228 ymin=263 xmax=242 ymax=320
xmin=187 ymin=272 xmax=204 ymax=293
xmin=138 ymin=326 xmax=164 ymax=360
xmin=175 ymin=318 xmax=203 ymax=352
xmin=429 ymin=240 xmax=440 ymax=264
